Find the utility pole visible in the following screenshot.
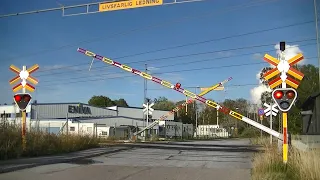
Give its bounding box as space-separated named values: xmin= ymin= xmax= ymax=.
xmin=143 ymin=64 xmax=147 ymax=128
xmin=216 ymin=110 xmax=219 ymax=126
xmin=314 ymin=0 xmax=320 ymax=90
xmin=194 ymin=87 xmax=198 ymax=137
xmin=146 ymin=100 xmax=149 ymax=137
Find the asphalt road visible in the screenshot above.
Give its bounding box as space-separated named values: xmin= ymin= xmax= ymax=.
xmin=0 ymin=139 xmax=257 ymax=180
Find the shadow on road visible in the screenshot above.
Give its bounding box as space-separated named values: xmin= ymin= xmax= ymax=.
xmin=160 ymin=142 xmax=260 ymax=149
xmin=115 ymin=144 xmax=262 ymax=153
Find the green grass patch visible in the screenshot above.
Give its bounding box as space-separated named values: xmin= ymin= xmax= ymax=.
xmin=250 ymin=137 xmax=320 ymax=180
xmin=0 ymin=123 xmax=100 ymax=160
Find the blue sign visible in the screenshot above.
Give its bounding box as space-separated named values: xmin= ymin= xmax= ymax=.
xmin=258 ymin=108 xmax=264 ymax=115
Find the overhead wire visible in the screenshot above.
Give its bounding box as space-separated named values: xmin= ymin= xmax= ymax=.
xmin=36 ymin=54 xmax=318 ymax=87
xmin=36 ymin=20 xmax=314 ymax=74
xmin=36 ymin=37 xmax=316 ymax=77
xmin=37 ymin=63 xmax=263 ymax=89
xmin=8 ymin=0 xmax=279 ymax=68
xmin=35 ymin=39 xmax=317 ymax=83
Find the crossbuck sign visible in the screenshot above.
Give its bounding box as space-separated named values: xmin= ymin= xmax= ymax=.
xmin=264 ymin=103 xmax=279 ymax=117
xmin=143 ymin=102 xmax=154 ymax=115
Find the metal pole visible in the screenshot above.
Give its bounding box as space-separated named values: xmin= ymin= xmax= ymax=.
xmin=314 ymin=0 xmax=320 ymax=90
xmin=185 ymin=96 xmax=188 ymax=115
xmin=143 ymin=64 xmax=147 ymax=128
xmin=283 ymin=112 xmax=288 ymax=163
xmin=22 ymin=110 xmax=26 ymax=151
xmin=66 ymin=113 xmax=69 ymax=136
xmin=260 ymin=119 xmax=262 ymax=137
xmin=280 ymin=48 xmax=288 ymax=164
xmin=216 ymin=110 xmax=219 ymax=126
xmin=270 ymin=103 xmax=273 ymax=145
xmin=21 ymin=66 xmax=27 ymax=151
xmin=194 ymin=88 xmax=198 ymax=137
xmin=147 ymin=101 xmax=149 ymax=138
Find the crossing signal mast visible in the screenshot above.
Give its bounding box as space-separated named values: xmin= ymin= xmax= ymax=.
xmin=262 ymin=41 xmax=304 ymax=164
xmin=9 ymin=64 xmax=39 ymax=151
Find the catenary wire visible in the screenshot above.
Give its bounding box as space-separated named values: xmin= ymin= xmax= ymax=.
xmin=36 ymin=19 xmax=314 ymax=73
xmin=36 ymin=43 xmax=317 ymax=84
xmin=10 ymin=0 xmax=279 ymax=69
xmin=35 ymin=40 xmax=316 ymax=81
xmin=36 ymin=55 xmax=318 ymax=88
xmin=37 ymin=62 xmax=267 ymax=88
xmin=37 ymin=37 xmax=315 ymax=76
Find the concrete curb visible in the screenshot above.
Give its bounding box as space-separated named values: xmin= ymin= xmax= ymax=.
xmin=0 ymin=147 xmax=132 ymax=174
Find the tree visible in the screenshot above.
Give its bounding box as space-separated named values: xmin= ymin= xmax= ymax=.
xmin=88 ymin=95 xmax=116 ymax=107
xmin=174 ymin=99 xmax=197 ymax=124
xmin=260 ymin=91 xmax=273 ymax=106
xmin=113 ymin=98 xmax=129 ymax=107
xmin=152 ymin=96 xmax=175 ymax=111
xmin=287 ymin=64 xmax=319 ymax=133
xmin=259 ymin=67 xmax=273 ymax=85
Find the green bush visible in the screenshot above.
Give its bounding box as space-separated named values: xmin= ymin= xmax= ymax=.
xmin=0 ymin=123 xmax=99 ymax=160
xmin=239 ymin=127 xmax=261 ymax=138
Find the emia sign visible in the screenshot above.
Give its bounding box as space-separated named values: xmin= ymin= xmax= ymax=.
xmin=68 ymin=104 xmax=92 ymax=114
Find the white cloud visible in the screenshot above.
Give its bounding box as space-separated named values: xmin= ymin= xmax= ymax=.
xmin=250 ymin=84 xmax=271 ymax=104
xmin=249 ymin=43 xmax=303 ymax=105
xmin=148 ymin=66 xmax=160 ymax=71
xmin=252 ymin=53 xmax=263 ymax=60
xmin=274 ymin=43 xmax=305 ymax=64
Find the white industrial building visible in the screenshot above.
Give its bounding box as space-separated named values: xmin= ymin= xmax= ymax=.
xmin=195 ymin=125 xmax=229 ymax=138
xmin=0 ymin=102 xmax=194 ymax=139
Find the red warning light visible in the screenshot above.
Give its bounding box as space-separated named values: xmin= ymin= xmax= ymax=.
xmin=274 ymin=90 xmax=283 ymax=99
xmin=286 ymin=90 xmax=295 ymax=99
xmin=175 ymin=83 xmax=181 ymax=89
xmin=14 ymin=95 xmax=22 ymax=102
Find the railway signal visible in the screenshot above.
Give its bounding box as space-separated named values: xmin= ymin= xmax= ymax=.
xmin=9 ymin=64 xmax=39 ymax=151
xmin=262 ymin=41 xmax=304 ymax=164
xmin=272 ymin=88 xmax=297 ymax=112
xmin=13 ymin=93 xmax=32 ymax=111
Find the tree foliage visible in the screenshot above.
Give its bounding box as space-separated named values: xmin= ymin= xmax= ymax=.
xmin=153 ymin=96 xmax=175 ymax=111
xmin=88 ymin=95 xmax=129 ymax=107
xmin=113 ymin=98 xmax=129 ymax=107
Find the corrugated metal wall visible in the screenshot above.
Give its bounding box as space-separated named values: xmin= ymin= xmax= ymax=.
xmin=117 ymin=107 xmax=174 ymax=120
xmin=31 ymin=103 xmax=117 ymax=119
xmin=78 ymin=117 xmax=149 ymax=128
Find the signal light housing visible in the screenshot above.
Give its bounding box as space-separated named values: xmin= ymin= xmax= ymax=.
xmin=13 ymin=93 xmax=32 ymax=111
xmin=274 ymin=90 xmax=284 ymax=99
xmin=272 ymin=88 xmax=297 ymax=112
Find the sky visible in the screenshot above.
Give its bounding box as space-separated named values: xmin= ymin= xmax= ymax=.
xmin=0 ymin=0 xmax=319 ymax=108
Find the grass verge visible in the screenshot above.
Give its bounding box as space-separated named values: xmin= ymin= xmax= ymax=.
xmin=0 ymin=123 xmax=100 ymax=160
xmin=251 ymin=136 xmax=320 ymax=180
